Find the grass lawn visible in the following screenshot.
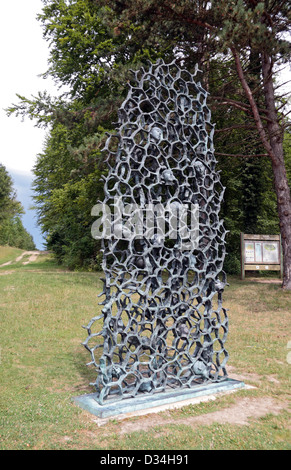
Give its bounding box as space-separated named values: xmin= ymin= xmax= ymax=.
xmin=0 ymin=253 xmax=290 ymax=450
xmin=0 ymin=246 xmax=24 ymax=265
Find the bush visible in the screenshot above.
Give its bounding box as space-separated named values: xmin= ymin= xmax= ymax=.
xmin=223 ymin=253 xmax=241 ymax=275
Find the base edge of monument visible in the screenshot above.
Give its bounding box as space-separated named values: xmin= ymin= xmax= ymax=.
xmin=72 ymin=378 xmax=246 ymax=421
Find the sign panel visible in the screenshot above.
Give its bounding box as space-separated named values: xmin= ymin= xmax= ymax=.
xmin=240 ymin=233 xmax=282 ymax=280
xmin=262 ymin=242 xmax=279 ymax=264
xmin=245 ymin=242 xmax=255 ymax=262
xmin=255 ymin=242 xmax=262 ymax=263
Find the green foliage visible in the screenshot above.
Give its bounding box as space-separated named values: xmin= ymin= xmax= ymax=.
xmin=23 ymin=0 xmax=167 ymax=270
xmin=44 ymin=173 xmax=104 ymax=270
xmin=32 ymin=116 xmax=106 ymax=270
xmin=0 ymin=164 xmax=36 ymax=251
xmin=0 ymin=163 xmax=22 ymax=221
xmin=215 ymin=0 xmax=291 ymax=58
xmin=0 ymin=217 xmax=36 ymax=251
xmin=7 ymin=0 xmax=291 ymax=271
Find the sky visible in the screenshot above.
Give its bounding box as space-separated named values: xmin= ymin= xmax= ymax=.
xmin=0 ymin=0 xmax=59 ymax=249
xmin=0 ymin=0 xmax=57 ymax=174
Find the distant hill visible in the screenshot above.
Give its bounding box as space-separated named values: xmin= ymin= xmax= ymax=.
xmin=8 ymin=169 xmax=45 ymax=250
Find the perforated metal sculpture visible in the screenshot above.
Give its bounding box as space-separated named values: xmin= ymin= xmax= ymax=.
xmin=84 ymin=60 xmax=229 ymax=405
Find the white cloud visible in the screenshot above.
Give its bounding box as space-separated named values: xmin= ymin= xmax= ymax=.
xmin=0 ymin=0 xmax=58 ymax=175
xmin=0 ymin=0 xmax=60 ymax=247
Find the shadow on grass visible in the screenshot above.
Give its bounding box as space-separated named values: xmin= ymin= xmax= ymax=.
xmin=71 ymin=343 xmax=98 ymax=396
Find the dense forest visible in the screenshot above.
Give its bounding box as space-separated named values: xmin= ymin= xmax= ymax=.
xmin=0 ymin=164 xmax=36 ymax=250
xmin=7 ymin=1 xmax=291 ymax=285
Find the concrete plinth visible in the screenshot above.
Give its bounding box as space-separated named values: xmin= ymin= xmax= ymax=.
xmin=72 ymin=378 xmax=245 ymax=420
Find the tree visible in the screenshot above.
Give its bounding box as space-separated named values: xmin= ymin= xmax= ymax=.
xmin=0 ymin=217 xmax=36 ymax=250
xmin=0 ymin=163 xmax=22 ymax=222
xmin=0 ymin=164 xmax=36 ymax=250
xmin=7 ymin=1 xmax=291 ymax=287
xmin=32 ymin=112 xmax=106 ymax=269
xmin=95 ymin=0 xmax=291 ymax=287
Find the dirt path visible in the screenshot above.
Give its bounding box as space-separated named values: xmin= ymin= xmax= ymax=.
xmin=91 ymin=366 xmax=288 ymax=434
xmin=247 ymin=277 xmax=282 ymax=285
xmin=113 ymin=396 xmax=287 ymax=435
xmin=0 ymin=251 xmax=41 ymax=268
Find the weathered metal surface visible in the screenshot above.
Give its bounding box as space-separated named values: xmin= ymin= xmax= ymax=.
xmin=73 ymin=379 xmax=244 ymax=418
xmin=83 ymin=60 xmax=229 ymax=405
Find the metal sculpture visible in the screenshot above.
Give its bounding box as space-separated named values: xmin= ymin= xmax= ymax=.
xmin=84 ymin=59 xmax=229 ymax=405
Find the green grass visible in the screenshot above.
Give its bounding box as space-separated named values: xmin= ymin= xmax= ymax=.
xmin=0 ymin=256 xmax=290 ymax=450
xmin=0 ymin=246 xmax=24 ymax=265
xmin=0 ymin=248 xmax=66 ymax=273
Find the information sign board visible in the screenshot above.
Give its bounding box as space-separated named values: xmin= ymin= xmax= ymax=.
xmin=240 ymin=233 xmax=283 ymax=279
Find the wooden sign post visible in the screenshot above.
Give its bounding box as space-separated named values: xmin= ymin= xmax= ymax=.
xmin=241 ymin=233 xmax=283 ymax=280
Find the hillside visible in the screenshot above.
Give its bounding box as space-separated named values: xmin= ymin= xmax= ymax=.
xmin=0 ymin=245 xmax=52 ymax=270
xmin=0 ymin=246 xmax=24 ymax=266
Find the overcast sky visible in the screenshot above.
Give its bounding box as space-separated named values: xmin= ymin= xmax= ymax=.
xmin=0 ymin=0 xmax=58 ymax=176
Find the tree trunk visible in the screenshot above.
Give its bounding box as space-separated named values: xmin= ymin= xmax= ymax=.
xmin=271 ymin=156 xmax=291 ymax=289
xmin=232 ymin=47 xmax=291 ymax=289
xmin=262 ymin=52 xmax=291 ymax=290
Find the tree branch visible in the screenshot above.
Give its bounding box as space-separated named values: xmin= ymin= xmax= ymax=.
xmin=231 ymin=47 xmax=276 ymax=163
xmin=215 ymin=124 xmax=256 ymax=133
xmin=160 ymin=3 xmax=216 ymax=32
xmin=211 ymin=97 xmax=251 ymax=114
xmin=211 ymin=96 xmax=271 ymax=116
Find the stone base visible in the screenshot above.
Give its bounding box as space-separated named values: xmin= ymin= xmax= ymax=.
xmin=72 ymin=378 xmax=245 ymax=419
